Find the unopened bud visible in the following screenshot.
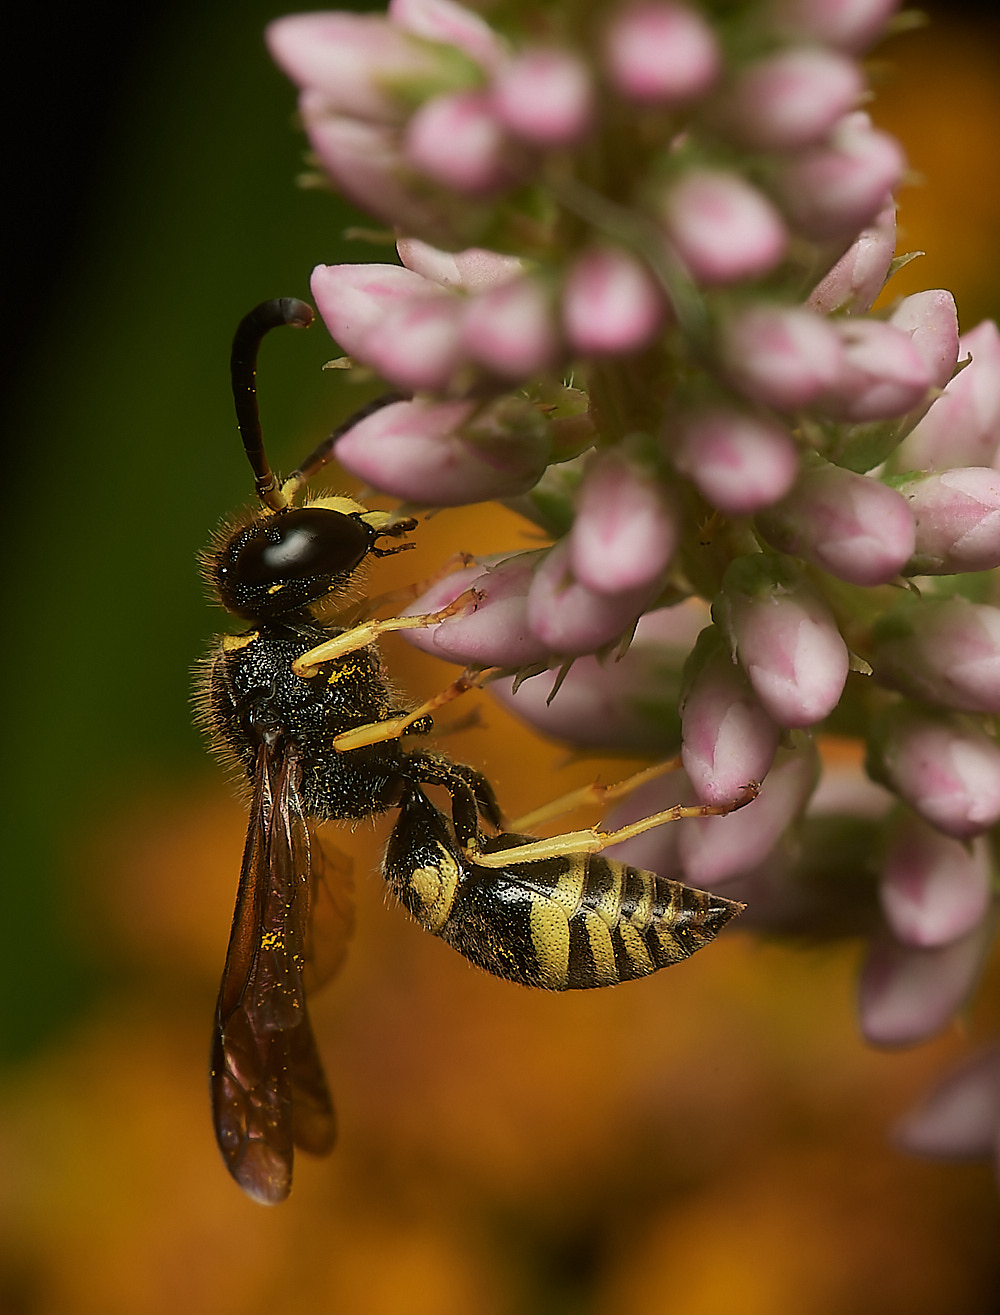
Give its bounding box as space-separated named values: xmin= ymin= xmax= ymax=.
xmin=661 ymin=169 xmax=787 ymax=285
xmin=603 ymin=2 xmax=721 ymax=104
xmin=898 ymin=467 xmax=1000 ymax=575
xmin=879 ymin=812 xmax=993 ymax=946
xmin=757 ymin=458 xmax=915 ymax=586
xmin=562 ymin=246 xmax=665 ymax=356
xmin=672 ymin=408 xmax=798 ymax=514
xmin=808 ymin=198 xmax=896 ymax=315
xmin=569 ymin=448 xmax=677 ymax=595
xmin=720 ymin=304 xmax=843 ymax=410
xmin=715 ymin=556 xmax=849 ymax=728
xmin=492 ymin=48 xmax=594 ymax=145
xmin=867 ymin=706 xmax=1000 ymax=839
xmin=719 ymin=46 xmax=864 ymax=151
xmin=527 ymin=539 xmax=663 ymax=656
xmin=872 ymin=597 xmax=1000 ymax=714
xmin=335 ymin=396 xmax=550 ymax=504
xmin=858 ymin=921 xmax=993 ymax=1047
xmin=680 ymin=627 xmax=781 ymax=805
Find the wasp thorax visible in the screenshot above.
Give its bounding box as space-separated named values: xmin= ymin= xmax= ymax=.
xmin=215 ymin=506 xmax=375 ymax=620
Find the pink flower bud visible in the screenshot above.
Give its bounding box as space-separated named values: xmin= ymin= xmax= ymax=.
xmin=334 ymin=397 xmax=550 ymax=505
xmin=715 ymin=557 xmax=849 ymax=728
xmin=300 ymin=104 xmax=461 ymax=240
xmin=569 ymin=448 xmax=677 ymax=594
xmin=491 ymin=49 xmax=594 ymax=145
xmin=397 ymin=238 xmax=524 ymax=291
xmin=681 ymin=629 xmax=781 ymax=805
xmin=821 ymin=320 xmax=932 ymax=422
xmin=879 ymin=814 xmax=992 ymax=946
xmin=720 ymin=305 xmax=844 ymax=410
xmin=404 ymin=90 xmax=515 ymax=194
xmin=562 ymin=246 xmax=665 ymax=356
xmin=491 ymin=601 xmax=709 ymax=752
xmin=858 ymin=921 xmax=993 ymax=1047
xmin=678 ymin=742 xmax=818 ymax=886
xmin=660 ymin=170 xmax=787 ymax=285
xmin=673 ymin=409 xmax=799 ymax=514
xmin=311 ymin=262 xmax=436 ymax=357
xmin=899 ymin=468 xmax=1000 ymax=575
xmin=603 ymin=2 xmax=721 ymax=104
xmin=772 ymin=112 xmax=906 ymax=242
xmin=870 ymin=707 xmax=1000 ymax=840
xmin=888 ymin=290 xmax=960 ymax=393
xmin=872 ymin=598 xmax=1000 ymax=715
xmin=527 ymin=539 xmax=663 ymax=656
xmin=404 ymin=552 xmax=552 ymax=667
xmin=363 ymin=295 xmax=466 ymax=392
xmin=895 ymin=1043 xmax=1000 ymax=1160
xmin=461 ymin=276 xmax=561 ymax=380
xmin=720 ymin=47 xmax=864 ymax=151
xmin=389 ymin=0 xmax=505 ymax=72
xmin=311 ymin=261 xmax=469 ymax=390
xmin=770 ymin=0 xmax=901 ymax=54
xmin=895 ymin=321 xmax=1000 ymax=472
xmin=267 ymin=12 xmax=459 ymax=123
xmin=757 ymin=460 xmax=915 ymax=586
xmin=808 ymin=198 xmax=896 ymax=315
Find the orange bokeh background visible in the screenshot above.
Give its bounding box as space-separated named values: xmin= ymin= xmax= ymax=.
xmin=4 ymin=7 xmax=1000 ymax=1314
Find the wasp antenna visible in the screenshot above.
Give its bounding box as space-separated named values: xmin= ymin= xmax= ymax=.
xmin=281 ymin=390 xmax=408 ymax=501
xmin=230 ymin=298 xmax=314 ymax=511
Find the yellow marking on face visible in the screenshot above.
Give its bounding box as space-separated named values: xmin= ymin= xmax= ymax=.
xmin=309 ymin=495 xmax=368 ymax=517
xmin=222 ymin=631 xmax=258 ymax=652
xmin=581 ymin=911 xmax=619 ymax=986
xmin=260 ymin=930 xmax=284 ymax=952
xmin=616 ymin=922 xmax=654 ymax=977
xmin=408 ymin=846 xmax=460 ymax=933
xmin=529 ymin=897 xmax=570 ymax=989
xmin=267 ymin=583 xmax=284 ymax=595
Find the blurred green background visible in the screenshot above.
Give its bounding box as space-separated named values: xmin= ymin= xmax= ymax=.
xmin=4 ymin=2 xmax=1000 ymax=1312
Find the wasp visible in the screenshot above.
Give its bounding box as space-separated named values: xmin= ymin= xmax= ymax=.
xmin=198 ymin=298 xmax=750 ymax=1204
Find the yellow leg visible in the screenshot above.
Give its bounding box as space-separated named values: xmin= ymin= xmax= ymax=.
xmin=349 ymin=554 xmax=480 ymax=626
xmin=292 ymin=590 xmax=480 ymax=678
xmin=508 ymin=757 xmax=683 ymax=833
xmin=466 ymin=781 xmax=760 ymax=869
xmin=332 ymin=667 xmax=501 ymax=752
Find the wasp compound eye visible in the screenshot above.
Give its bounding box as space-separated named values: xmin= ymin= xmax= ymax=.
xmin=216 ymin=507 xmax=374 ymax=620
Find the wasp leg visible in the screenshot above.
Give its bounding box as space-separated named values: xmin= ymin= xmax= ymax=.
xmin=352 ymin=554 xmax=480 ymax=625
xmin=402 ymin=749 xmax=504 ymax=838
xmin=465 ymin=781 xmax=760 ymax=869
xmin=508 ymin=757 xmax=684 ymax=834
xmin=292 ymin=591 xmax=481 ymax=678
xmin=331 ymin=667 xmax=501 ymax=753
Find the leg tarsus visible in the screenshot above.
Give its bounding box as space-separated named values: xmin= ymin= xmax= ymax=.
xmin=466 ymin=781 xmax=760 ymax=869
xmin=331 ymin=667 xmax=500 ymax=753
xmin=508 ymin=757 xmax=683 ymax=834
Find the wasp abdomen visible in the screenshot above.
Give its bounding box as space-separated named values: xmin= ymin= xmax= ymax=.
xmin=383 ymin=788 xmax=744 ymax=991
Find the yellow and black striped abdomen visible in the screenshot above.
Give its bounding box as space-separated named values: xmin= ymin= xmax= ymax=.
xmin=383 ymin=787 xmax=744 ymax=991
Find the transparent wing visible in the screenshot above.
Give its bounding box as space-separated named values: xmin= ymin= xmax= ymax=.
xmin=210 ymin=744 xmax=337 ymax=1204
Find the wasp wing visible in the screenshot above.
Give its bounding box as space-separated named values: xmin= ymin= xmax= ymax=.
xmin=210 ymin=744 xmax=337 ymax=1204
